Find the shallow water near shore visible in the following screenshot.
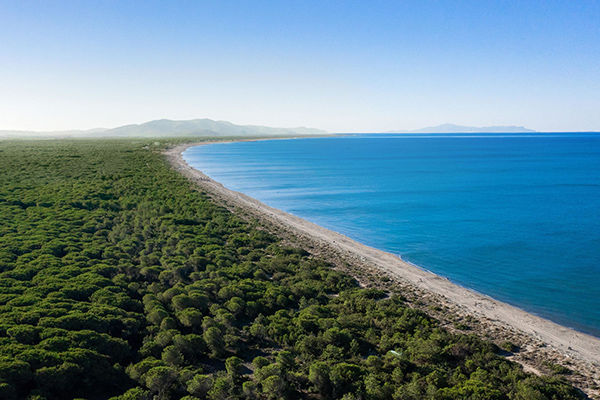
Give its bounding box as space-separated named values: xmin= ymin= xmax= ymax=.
xmin=184 ymin=133 xmax=600 ymax=336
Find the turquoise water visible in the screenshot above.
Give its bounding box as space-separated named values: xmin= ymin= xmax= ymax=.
xmin=183 ymin=133 xmax=600 ymax=336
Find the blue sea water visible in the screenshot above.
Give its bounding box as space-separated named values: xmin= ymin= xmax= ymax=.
xmin=183 ymin=133 xmax=600 ymax=336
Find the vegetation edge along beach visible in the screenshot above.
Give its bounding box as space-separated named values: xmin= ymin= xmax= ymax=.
xmin=0 ymin=138 xmax=595 ymax=399
xmin=170 ymin=139 xmax=600 ymax=395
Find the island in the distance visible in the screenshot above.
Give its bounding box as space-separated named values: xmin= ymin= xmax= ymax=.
xmin=390 ymin=123 xmax=536 ymax=133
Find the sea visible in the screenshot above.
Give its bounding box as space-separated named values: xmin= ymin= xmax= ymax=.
xmin=183 ymin=133 xmax=600 ymax=336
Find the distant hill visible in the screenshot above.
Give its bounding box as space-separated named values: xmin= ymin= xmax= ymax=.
xmin=391 ymin=123 xmax=535 ymax=133
xmin=0 ymin=118 xmax=328 ymax=138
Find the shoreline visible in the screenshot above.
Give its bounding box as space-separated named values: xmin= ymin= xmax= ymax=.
xmin=165 ymin=139 xmax=600 ymax=396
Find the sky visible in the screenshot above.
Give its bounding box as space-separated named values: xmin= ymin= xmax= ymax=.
xmin=1 ymin=1 xmax=599 ymax=133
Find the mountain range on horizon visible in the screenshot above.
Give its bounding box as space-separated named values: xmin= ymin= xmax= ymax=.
xmin=0 ymin=120 xmax=547 ymax=138
xmin=0 ymin=118 xmax=328 ymax=138
xmin=390 ymin=123 xmax=536 ymax=133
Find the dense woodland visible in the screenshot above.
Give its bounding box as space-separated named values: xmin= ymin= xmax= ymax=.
xmin=0 ymin=140 xmax=582 ymax=399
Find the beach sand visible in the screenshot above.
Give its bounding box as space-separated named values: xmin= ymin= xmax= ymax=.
xmin=165 ymin=141 xmax=600 ymax=397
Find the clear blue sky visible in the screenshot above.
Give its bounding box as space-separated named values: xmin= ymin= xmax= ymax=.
xmin=1 ymin=1 xmax=599 ymax=132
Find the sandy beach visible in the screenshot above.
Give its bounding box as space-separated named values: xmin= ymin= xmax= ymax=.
xmin=165 ymin=141 xmax=600 ymax=397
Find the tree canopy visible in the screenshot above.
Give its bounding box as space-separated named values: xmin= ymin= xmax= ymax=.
xmin=0 ymin=140 xmax=582 ymax=399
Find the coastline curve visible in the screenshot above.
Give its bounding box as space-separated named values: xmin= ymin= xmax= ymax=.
xmin=165 ymin=140 xmax=600 ymax=394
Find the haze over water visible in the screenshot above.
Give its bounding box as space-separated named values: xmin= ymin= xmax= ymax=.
xmin=184 ymin=134 xmax=600 ymax=336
